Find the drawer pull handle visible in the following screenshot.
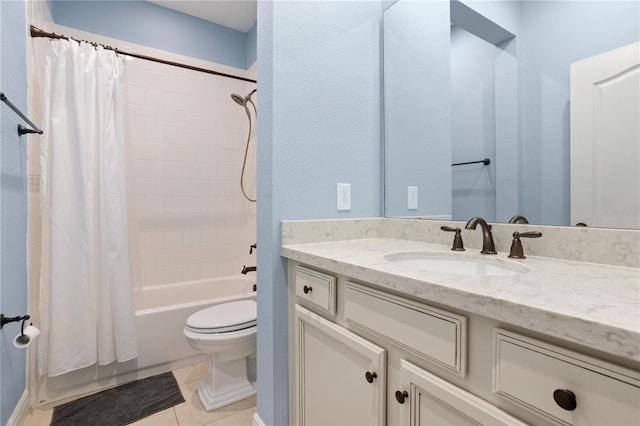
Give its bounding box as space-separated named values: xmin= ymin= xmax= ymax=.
xmin=553 ymin=389 xmax=577 ymax=411
xmin=365 ymin=371 xmax=377 ymax=383
xmin=395 ymin=390 xmax=408 ymax=404
xmin=303 ymin=285 xmax=312 ymax=294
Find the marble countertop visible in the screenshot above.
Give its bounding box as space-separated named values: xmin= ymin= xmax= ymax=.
xmin=281 ymin=238 xmax=640 ymax=363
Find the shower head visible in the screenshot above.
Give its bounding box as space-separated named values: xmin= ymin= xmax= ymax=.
xmin=232 ymin=92 xmax=251 ymax=120
xmin=231 ymin=89 xmax=257 ymax=106
xmin=231 ymin=93 xmax=247 ymax=106
xmin=231 ymin=89 xmax=257 ymax=120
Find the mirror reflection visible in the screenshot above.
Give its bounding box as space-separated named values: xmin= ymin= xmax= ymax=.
xmin=383 ymin=0 xmax=639 ymax=229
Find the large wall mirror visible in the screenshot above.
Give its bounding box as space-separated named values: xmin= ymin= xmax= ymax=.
xmin=383 ymin=0 xmax=639 ymax=229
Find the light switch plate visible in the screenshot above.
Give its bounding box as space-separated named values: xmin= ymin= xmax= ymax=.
xmin=408 ymin=186 xmax=418 ymax=210
xmin=337 ymin=183 xmax=351 ymax=211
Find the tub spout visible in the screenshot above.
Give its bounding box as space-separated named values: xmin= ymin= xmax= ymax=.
xmin=242 ymin=265 xmax=256 ymax=275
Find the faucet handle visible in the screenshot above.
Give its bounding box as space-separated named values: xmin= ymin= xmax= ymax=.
xmin=440 ymin=226 xmax=465 ymax=251
xmin=508 ymin=231 xmax=542 ymax=259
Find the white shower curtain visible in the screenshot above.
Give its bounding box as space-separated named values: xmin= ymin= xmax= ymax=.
xmin=39 ymin=39 xmax=137 ymax=377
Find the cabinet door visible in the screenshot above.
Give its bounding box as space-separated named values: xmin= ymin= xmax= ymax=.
xmin=295 ymin=305 xmax=386 ymax=426
xmin=398 ymin=360 xmax=525 ymax=426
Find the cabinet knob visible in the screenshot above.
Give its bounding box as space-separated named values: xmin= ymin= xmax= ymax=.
xmin=395 ymin=390 xmax=409 ymax=404
xmin=303 ymin=285 xmax=312 ymax=294
xmin=553 ymin=389 xmax=577 ymax=411
xmin=365 ymin=371 xmax=377 ymax=383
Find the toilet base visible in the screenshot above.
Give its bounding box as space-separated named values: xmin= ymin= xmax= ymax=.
xmin=197 ymin=354 xmax=256 ymax=411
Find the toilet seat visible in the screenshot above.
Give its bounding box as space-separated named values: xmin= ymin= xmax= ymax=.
xmin=186 ymin=300 xmax=256 ymax=334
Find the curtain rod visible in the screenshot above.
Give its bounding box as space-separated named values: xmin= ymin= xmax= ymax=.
xmin=30 ymin=25 xmax=257 ymax=84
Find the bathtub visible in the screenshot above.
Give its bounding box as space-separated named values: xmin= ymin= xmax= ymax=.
xmin=36 ymin=275 xmax=256 ymax=405
xmin=135 ymin=275 xmax=256 ymax=369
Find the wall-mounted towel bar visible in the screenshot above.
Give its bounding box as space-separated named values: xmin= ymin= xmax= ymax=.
xmin=0 ymin=91 xmax=44 ymax=136
xmin=452 ymin=158 xmax=490 ymax=167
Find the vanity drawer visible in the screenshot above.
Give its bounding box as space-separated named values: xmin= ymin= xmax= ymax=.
xmin=345 ymin=282 xmax=467 ymax=376
xmin=295 ymin=266 xmax=336 ymax=315
xmin=494 ymin=329 xmax=640 ymax=425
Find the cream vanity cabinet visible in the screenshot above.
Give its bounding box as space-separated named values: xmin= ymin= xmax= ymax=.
xmin=290 ymin=264 xmax=525 ymax=425
xmin=289 ymin=261 xmax=640 ymax=425
xmin=295 ymin=305 xmax=386 ymax=425
xmin=293 ymin=265 xmax=386 ymax=425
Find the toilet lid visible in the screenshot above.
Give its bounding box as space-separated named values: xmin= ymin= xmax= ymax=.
xmin=186 ymin=300 xmax=256 ymax=333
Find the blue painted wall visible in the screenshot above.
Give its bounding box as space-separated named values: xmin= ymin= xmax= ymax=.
xmin=386 ymin=0 xmax=637 ymax=227
xmin=0 ymin=1 xmax=29 ymax=424
xmin=519 ymin=0 xmax=639 ymax=225
xmin=451 ymin=25 xmax=497 ymax=221
xmin=384 ymin=0 xmax=451 ymax=218
xmin=458 ymin=0 xmax=519 ymax=37
xmin=450 ymin=0 xmax=520 ymax=224
xmin=246 ymin=22 xmax=257 ymax=68
xmin=453 ymin=1 xmax=639 ymax=226
xmin=257 ymin=1 xmax=383 ymax=423
xmin=48 ymin=0 xmax=256 ymax=69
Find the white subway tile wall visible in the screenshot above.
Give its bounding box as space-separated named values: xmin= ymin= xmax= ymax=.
xmin=125 ymin=58 xmax=257 ymax=288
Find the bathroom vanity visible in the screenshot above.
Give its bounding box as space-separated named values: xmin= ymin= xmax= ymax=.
xmin=282 ymin=219 xmax=640 ymax=425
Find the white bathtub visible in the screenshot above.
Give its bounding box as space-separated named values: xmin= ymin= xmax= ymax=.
xmin=36 ymin=275 xmax=256 ymax=405
xmin=135 ymin=275 xmax=256 ymax=368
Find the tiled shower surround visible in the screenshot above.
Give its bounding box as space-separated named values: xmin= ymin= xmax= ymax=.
xmin=125 ymin=58 xmax=257 ymax=287
xmin=29 ymin=29 xmax=257 ymax=291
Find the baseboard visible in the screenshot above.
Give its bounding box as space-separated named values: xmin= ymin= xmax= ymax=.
xmin=7 ymin=389 xmax=30 ymax=426
xmin=252 ymin=412 xmax=266 ymax=426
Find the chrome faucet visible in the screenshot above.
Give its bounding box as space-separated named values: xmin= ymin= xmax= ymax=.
xmin=465 ymin=217 xmax=497 ymax=254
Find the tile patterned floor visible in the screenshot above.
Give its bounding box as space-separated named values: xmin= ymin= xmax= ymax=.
xmin=24 ymin=362 xmax=256 ymax=426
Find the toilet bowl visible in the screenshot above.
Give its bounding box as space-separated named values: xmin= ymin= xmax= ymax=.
xmin=183 ymin=299 xmax=257 ymax=411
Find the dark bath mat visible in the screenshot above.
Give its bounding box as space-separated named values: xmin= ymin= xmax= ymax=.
xmin=50 ymin=371 xmax=185 ymax=426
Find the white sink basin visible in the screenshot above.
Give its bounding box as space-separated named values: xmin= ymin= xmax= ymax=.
xmin=384 ymin=251 xmax=529 ymax=277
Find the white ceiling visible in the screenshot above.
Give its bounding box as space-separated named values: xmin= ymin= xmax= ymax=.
xmin=147 ymin=1 xmax=257 ymax=33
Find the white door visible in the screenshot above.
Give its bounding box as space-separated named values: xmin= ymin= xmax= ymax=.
xmin=397 ymin=359 xmax=525 ymax=426
xmin=294 ymin=305 xmax=386 ymax=426
xmin=570 ymin=42 xmax=640 ymax=229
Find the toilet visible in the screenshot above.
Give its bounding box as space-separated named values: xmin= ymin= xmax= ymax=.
xmin=183 ymin=299 xmax=257 ymax=411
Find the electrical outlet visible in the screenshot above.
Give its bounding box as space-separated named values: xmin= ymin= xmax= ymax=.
xmin=408 ymin=186 xmax=418 ymax=210
xmin=337 ymin=183 xmax=351 ymax=211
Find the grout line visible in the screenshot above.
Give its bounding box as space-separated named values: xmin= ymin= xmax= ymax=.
xmin=172 ymin=407 xmax=180 ymax=426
